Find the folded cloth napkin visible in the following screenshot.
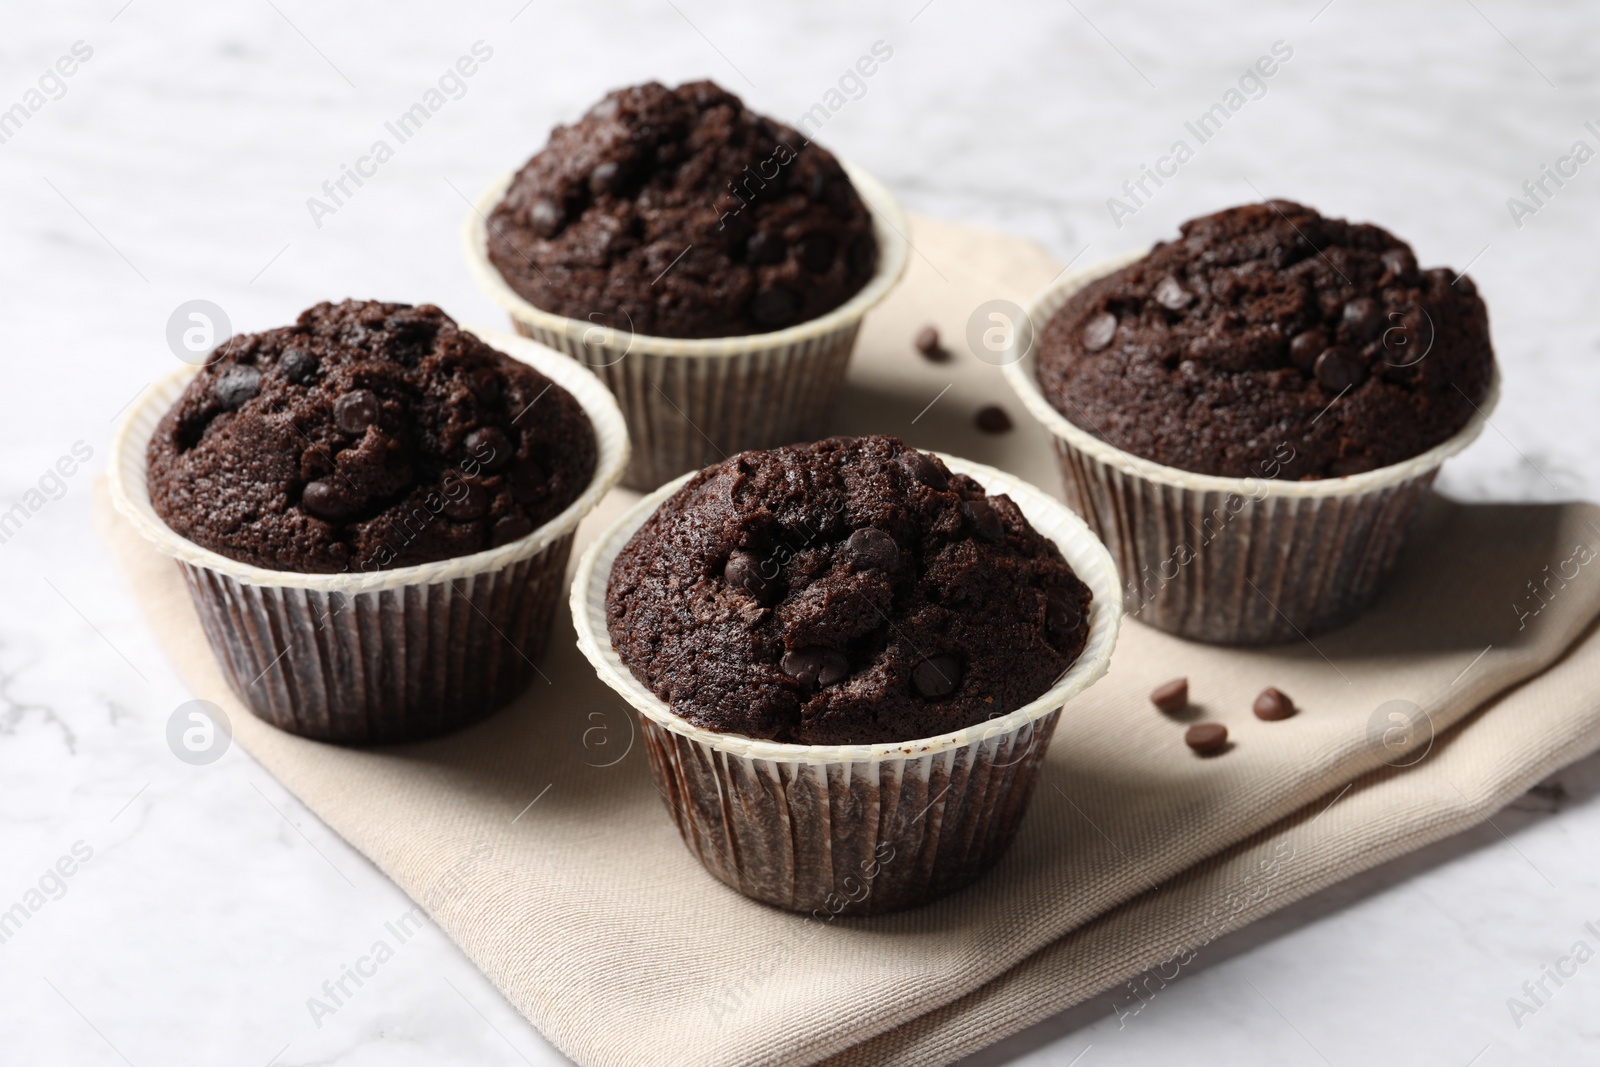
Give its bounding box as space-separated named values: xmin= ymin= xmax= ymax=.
xmin=95 ymin=217 xmax=1600 ymax=1067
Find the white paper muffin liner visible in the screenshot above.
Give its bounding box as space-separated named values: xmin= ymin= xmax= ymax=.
xmin=462 ymin=161 xmax=910 ymax=491
xmin=571 ymin=456 xmax=1122 ymax=915
xmin=1003 ymin=255 xmax=1500 ymax=645
xmin=109 ymin=329 xmax=630 ymax=745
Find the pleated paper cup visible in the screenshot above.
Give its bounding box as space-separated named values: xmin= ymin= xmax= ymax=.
xmin=571 ymin=455 xmax=1121 ymax=916
xmin=109 ymin=329 xmax=629 ymax=746
xmin=462 ymin=161 xmax=910 ymax=491
xmin=1003 ymin=256 xmax=1500 ymax=646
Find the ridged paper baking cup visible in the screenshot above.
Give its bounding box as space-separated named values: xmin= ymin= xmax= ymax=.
xmin=462 ymin=161 xmax=910 ymax=491
xmin=571 ymin=456 xmax=1122 ymax=915
xmin=1003 ymin=257 xmax=1500 ymax=646
xmin=109 ymin=329 xmax=630 ymax=745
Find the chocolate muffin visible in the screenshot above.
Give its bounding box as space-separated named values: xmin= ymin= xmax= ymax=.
xmin=147 ymin=300 xmax=597 ymax=573
xmin=1036 ymin=201 xmax=1495 ymax=479
xmin=486 ymin=79 xmax=879 ymax=339
xmin=605 ymin=436 xmax=1093 ymax=746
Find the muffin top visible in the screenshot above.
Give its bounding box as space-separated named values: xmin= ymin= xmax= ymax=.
xmin=605 ymin=435 xmax=1094 ymax=746
xmin=147 ymin=300 xmax=597 ymax=574
xmin=1035 ymin=201 xmax=1495 ymax=479
xmin=486 ymin=79 xmax=879 ymax=339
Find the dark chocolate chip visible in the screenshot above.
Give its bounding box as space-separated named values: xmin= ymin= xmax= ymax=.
xmin=465 ymin=426 xmax=511 ymax=472
xmin=844 ymin=528 xmax=898 ymax=571
xmin=1453 ymin=274 xmax=1477 ymax=297
xmin=1185 ymin=722 xmax=1228 ymax=754
xmin=723 ymin=550 xmax=774 ymax=602
xmin=507 ymin=458 xmax=548 ymax=504
xmin=899 ymin=450 xmax=948 ymax=490
xmin=1154 ymin=276 xmax=1192 ymax=310
xmin=782 ymin=647 xmax=851 ymax=690
xmin=1252 ymin=687 xmax=1296 ymax=721
xmin=213 ymin=365 xmax=261 ymax=409
xmin=588 ymin=161 xmax=621 ymax=196
xmin=961 ymin=498 xmax=1005 ymax=543
xmin=1082 ymin=312 xmax=1117 ymax=352
xmin=334 ymin=389 xmax=379 ymax=435
xmin=1314 ymin=346 xmax=1366 ymax=392
xmin=1151 ymin=678 xmax=1188 ymax=714
xmin=912 ymin=655 xmax=962 ymax=699
xmin=442 ymin=480 xmax=488 ymax=521
xmin=798 ymin=234 xmax=836 ymax=273
xmin=1288 ymin=329 xmax=1327 ymax=373
xmin=1045 ymin=588 xmax=1080 ymax=633
xmin=529 ymin=198 xmax=564 ymax=239
xmin=745 ymin=231 xmax=786 ymax=265
xmin=975 ymin=405 xmax=1012 ymax=434
xmin=1381 ymin=247 xmax=1417 ymax=282
xmin=301 ymin=479 xmax=353 ymax=521
xmin=751 ymin=287 xmax=798 ymax=328
xmin=491 ymin=513 xmax=535 ymax=546
xmin=914 ymin=325 xmax=941 ymax=357
xmin=279 ymin=348 xmax=317 ymax=384
xmin=1343 ymin=297 xmax=1384 ymax=342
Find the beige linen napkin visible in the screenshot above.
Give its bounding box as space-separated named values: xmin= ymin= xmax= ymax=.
xmin=95 ymin=218 xmax=1600 ymax=1067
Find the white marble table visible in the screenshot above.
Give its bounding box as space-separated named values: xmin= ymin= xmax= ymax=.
xmin=3 ymin=1 xmax=1597 ymax=1063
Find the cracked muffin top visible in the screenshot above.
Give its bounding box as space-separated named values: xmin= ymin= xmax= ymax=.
xmin=605 ymin=435 xmax=1093 ymax=745
xmin=1036 ymin=201 xmax=1495 ymax=479
xmin=147 ymin=300 xmax=596 ymax=573
xmin=486 ymin=79 xmax=879 ymax=339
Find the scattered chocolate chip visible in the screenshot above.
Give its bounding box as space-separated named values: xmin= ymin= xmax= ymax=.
xmin=1343 ymin=297 xmax=1385 ymax=342
xmin=213 ymin=365 xmax=261 ymax=409
xmin=442 ymin=480 xmax=489 ymax=521
xmin=491 ymin=513 xmax=535 ymax=546
xmin=279 ymin=348 xmax=317 ymax=384
xmin=723 ymin=550 xmax=774 ymax=602
xmin=1252 ymin=687 xmax=1296 ymax=721
xmin=334 ymin=389 xmax=379 ymax=435
xmin=465 ymin=426 xmax=511 ymax=472
xmin=467 ymin=366 xmax=501 ymax=403
xmin=1314 ymin=346 xmax=1366 ymax=393
xmin=913 ymin=325 xmax=949 ymax=362
xmin=1045 ymin=588 xmax=1081 ymax=633
xmin=1082 ymin=312 xmax=1118 ymax=352
xmin=782 ymin=647 xmax=851 ymax=690
xmin=974 ymin=405 xmax=1013 ymax=434
xmin=301 ymin=479 xmax=353 ymax=521
xmin=961 ymin=498 xmax=1005 ymax=543
xmin=844 ymin=528 xmax=898 ymax=571
xmin=529 ymin=198 xmax=564 ymax=238
xmin=912 ymin=655 xmax=962 ymax=698
xmin=750 ymin=286 xmax=798 ymax=328
xmin=1288 ymin=329 xmax=1327 ymax=373
xmin=588 ymin=161 xmax=621 ymax=196
xmin=507 ymin=458 xmax=548 ymax=504
xmin=1185 ymin=722 xmax=1229 ymax=754
xmin=1453 ymin=274 xmax=1477 ymax=297
xmin=1381 ymin=247 xmax=1417 ymax=282
xmin=798 ymin=234 xmax=836 ymax=273
xmin=1154 ymin=276 xmax=1192 ymax=310
xmin=899 ymin=450 xmax=948 ymax=490
xmin=1151 ymin=678 xmax=1188 ymax=714
xmin=746 ymin=231 xmax=786 ymax=265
